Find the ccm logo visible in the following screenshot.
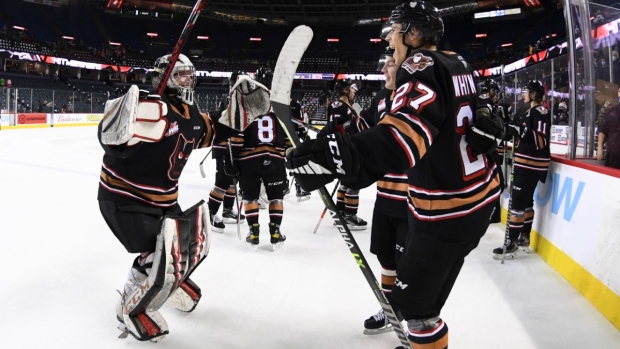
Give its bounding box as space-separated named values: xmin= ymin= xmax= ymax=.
xmin=326 ymin=134 xmax=345 ymax=175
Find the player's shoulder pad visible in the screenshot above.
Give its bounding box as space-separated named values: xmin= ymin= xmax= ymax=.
xmin=535 ymin=105 xmax=549 ymax=114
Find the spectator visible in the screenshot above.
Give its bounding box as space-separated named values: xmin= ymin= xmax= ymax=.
xmin=597 ymin=102 xmax=620 ymax=169
xmin=612 ymin=50 xmax=620 ymax=83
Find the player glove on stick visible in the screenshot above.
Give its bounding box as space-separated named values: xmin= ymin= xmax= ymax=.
xmin=286 ymin=132 xmax=359 ymax=192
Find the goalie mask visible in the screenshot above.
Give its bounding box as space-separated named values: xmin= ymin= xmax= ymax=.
xmin=152 ymin=53 xmax=196 ymax=105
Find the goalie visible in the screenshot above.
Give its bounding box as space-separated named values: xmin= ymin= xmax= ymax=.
xmin=97 ymin=53 xmax=253 ymax=341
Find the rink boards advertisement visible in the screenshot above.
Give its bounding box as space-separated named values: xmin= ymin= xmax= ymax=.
xmin=0 ymin=113 xmax=103 ymax=128
xmin=503 ymin=159 xmax=620 ymax=329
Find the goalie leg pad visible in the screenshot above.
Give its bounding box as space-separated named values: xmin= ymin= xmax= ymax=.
xmin=166 ymin=278 xmax=202 ymax=312
xmin=120 ymin=201 xmax=211 ymax=339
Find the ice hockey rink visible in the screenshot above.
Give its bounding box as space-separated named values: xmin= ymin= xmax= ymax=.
xmin=1 ymin=126 xmax=619 ymax=349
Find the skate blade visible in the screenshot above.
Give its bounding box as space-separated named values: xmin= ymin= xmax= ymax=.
xmin=211 ymin=227 xmax=225 ymax=234
xmin=493 ymin=253 xmax=516 ymax=260
xmin=271 ymin=242 xmax=284 ymax=251
xmin=222 ymin=218 xmax=245 ymax=224
xmin=348 ymin=225 xmax=368 ymax=231
xmin=297 ymin=196 xmax=311 ymax=202
xmin=247 ymin=244 xmax=258 ymax=252
xmin=363 ymin=326 xmax=393 ymax=335
xmin=117 ymin=323 xmax=129 ymax=339
xmin=519 ymin=246 xmax=530 ymax=253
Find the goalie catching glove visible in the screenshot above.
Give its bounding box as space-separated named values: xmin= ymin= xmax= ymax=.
xmin=100 ymin=85 xmax=168 ymax=146
xmin=285 ymin=131 xmax=359 ymax=192
xmin=466 ymin=104 xmax=505 ymax=154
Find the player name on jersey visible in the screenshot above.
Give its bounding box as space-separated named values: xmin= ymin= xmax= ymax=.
xmin=452 ymin=74 xmax=477 ymax=97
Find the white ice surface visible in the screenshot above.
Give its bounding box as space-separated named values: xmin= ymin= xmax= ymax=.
xmin=0 ymin=127 xmax=619 ymax=349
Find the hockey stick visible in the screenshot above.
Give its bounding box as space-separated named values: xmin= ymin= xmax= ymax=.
xmin=155 ymin=0 xmax=207 ymax=96
xmin=270 ymin=25 xmax=412 ymax=349
xmin=199 ymin=148 xmax=212 ymax=178
xmin=292 ymin=118 xmax=322 ymax=133
xmin=500 ymin=136 xmax=516 ymax=264
xmin=312 ymin=180 xmax=340 ymax=234
xmin=227 ymin=141 xmax=243 ymax=240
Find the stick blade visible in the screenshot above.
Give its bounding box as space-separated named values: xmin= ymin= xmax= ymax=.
xmin=270 ymin=25 xmax=314 ymax=106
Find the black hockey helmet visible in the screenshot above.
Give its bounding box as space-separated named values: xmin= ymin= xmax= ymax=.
xmin=481 ymin=79 xmax=499 ymax=93
xmin=526 ymin=80 xmax=545 ymax=101
xmin=377 ymin=46 xmax=396 ymax=72
xmin=254 ymin=66 xmax=273 ymax=89
xmin=334 ymin=78 xmax=358 ymax=97
xmin=388 ymin=1 xmax=444 ymax=45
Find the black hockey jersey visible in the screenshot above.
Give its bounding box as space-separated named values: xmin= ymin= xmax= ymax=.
xmin=231 ymin=112 xmax=291 ymax=170
xmin=367 ymin=90 xmax=409 ymax=219
xmin=98 ymin=93 xmax=216 ymax=208
xmin=361 ymin=87 xmax=394 ymax=127
xmin=513 ymin=104 xmax=551 ymax=179
xmin=328 ymin=99 xmax=369 ymax=133
xmin=349 ymin=49 xmax=501 ymax=231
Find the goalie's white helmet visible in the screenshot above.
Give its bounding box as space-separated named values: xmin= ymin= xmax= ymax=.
xmin=152 ymin=53 xmax=196 ymax=105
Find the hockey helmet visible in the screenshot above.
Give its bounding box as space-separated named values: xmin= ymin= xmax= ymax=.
xmin=481 ymin=79 xmax=499 ymax=93
xmin=526 ymin=80 xmax=545 ymax=101
xmin=254 ymin=67 xmax=273 ymax=89
xmin=152 ymin=53 xmax=196 ymax=105
xmin=388 ymin=1 xmax=444 ymax=45
xmin=334 ymin=78 xmax=358 ymax=98
xmin=377 ymin=46 xmax=396 ymax=72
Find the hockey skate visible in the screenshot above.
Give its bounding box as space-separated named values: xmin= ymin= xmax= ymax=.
xmin=295 ymin=184 xmax=311 ymax=202
xmin=210 ymin=214 xmax=225 ymax=233
xmin=363 ymin=309 xmax=393 ymax=335
xmin=334 ymin=214 xmax=367 ymax=231
xmin=246 ymin=223 xmax=260 ymax=252
xmin=492 ymin=241 xmax=519 ymax=260
xmin=269 ymin=222 xmax=286 ymax=251
xmin=517 ymin=233 xmax=530 ymax=253
xmin=222 ymin=208 xmax=245 ymax=224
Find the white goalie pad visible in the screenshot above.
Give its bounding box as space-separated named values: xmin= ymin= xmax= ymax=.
xmin=101 ymin=85 xmax=169 ymax=145
xmin=219 ymin=75 xmax=271 ymax=130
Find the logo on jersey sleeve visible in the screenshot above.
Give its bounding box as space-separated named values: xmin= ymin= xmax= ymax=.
xmin=402 ymin=53 xmax=434 ymax=74
xmin=166 ymin=121 xmax=179 ymax=137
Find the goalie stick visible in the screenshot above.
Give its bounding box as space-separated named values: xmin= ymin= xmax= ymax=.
xmin=270 ymin=25 xmax=413 ymax=349
xmin=155 ymin=0 xmax=207 ymax=96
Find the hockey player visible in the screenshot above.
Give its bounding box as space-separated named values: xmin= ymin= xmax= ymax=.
xmin=97 ymin=54 xmax=243 ymax=341
xmin=328 ymin=78 xmax=369 ymax=230
xmin=287 ymin=3 xmax=502 ymax=348
xmin=493 ymin=80 xmax=550 ymax=259
xmin=361 ymin=46 xmax=409 ymax=335
xmin=230 ymin=68 xmax=291 ymax=251
xmin=478 ymin=79 xmax=507 ymax=223
xmin=291 ymin=97 xmax=311 ymax=202
xmin=206 ymin=83 xmax=245 ymax=233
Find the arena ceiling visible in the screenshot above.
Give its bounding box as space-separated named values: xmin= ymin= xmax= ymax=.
xmin=97 ymin=0 xmax=519 ymax=25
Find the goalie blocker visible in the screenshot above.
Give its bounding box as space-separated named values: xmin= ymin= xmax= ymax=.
xmin=115 ymin=201 xmax=211 ymax=341
xmin=100 ymin=85 xmax=169 ymax=146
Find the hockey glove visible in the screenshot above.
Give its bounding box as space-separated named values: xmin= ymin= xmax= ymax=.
xmin=506 ymin=120 xmax=525 ymax=138
xmin=286 ymin=132 xmax=359 ymax=192
xmin=466 ymin=105 xmax=505 ymax=154
xmin=222 ymin=155 xmax=240 ymax=178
